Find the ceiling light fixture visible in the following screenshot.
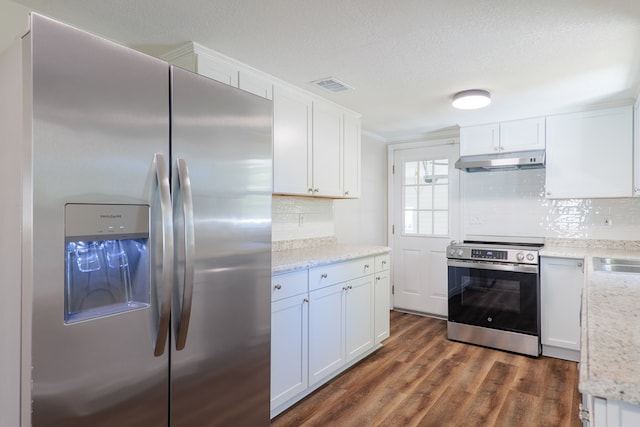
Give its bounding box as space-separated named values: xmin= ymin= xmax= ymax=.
xmin=452 ymin=89 xmax=491 ymax=110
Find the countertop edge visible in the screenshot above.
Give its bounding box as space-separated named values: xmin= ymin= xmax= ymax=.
xmin=272 ymin=244 xmax=391 ymax=274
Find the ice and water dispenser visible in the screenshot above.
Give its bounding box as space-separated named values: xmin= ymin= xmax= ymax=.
xmin=64 ymin=204 xmax=150 ymax=323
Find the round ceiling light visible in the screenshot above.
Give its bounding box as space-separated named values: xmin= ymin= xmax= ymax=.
xmin=452 ymin=89 xmax=491 ymax=110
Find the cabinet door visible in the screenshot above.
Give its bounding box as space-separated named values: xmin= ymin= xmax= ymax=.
xmin=273 ymin=85 xmax=312 ymax=195
xmin=634 ymin=102 xmax=640 ymax=196
xmin=374 ymin=269 xmax=390 ymax=344
xmin=196 ymin=54 xmax=239 ymax=87
xmin=238 ymin=69 xmax=273 ymax=100
xmin=308 ymin=283 xmax=345 ymax=386
xmin=499 ymin=117 xmax=545 ymax=153
xmin=312 ymin=100 xmax=343 ymax=197
xmin=343 ymin=114 xmax=361 ymax=198
xmin=459 ymin=123 xmax=499 ymax=156
xmin=270 ymin=294 xmax=308 ymax=410
xmin=345 ymin=275 xmax=374 ymax=362
xmin=541 ymin=257 xmax=583 ymax=354
xmin=546 ymin=106 xmax=633 ymax=199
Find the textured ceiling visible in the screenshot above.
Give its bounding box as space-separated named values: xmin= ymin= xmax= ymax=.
xmin=5 ymin=0 xmax=640 ymax=140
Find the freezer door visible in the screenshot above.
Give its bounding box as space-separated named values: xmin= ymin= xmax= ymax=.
xmin=29 ymin=15 xmax=171 ymax=426
xmin=170 ymin=66 xmax=272 ymax=426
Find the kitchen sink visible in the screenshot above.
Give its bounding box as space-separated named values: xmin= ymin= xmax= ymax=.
xmin=592 ymin=257 xmax=640 ymax=273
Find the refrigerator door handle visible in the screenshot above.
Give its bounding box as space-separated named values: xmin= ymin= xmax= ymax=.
xmin=153 ymin=153 xmax=174 ymax=357
xmin=175 ymin=157 xmax=195 ymax=351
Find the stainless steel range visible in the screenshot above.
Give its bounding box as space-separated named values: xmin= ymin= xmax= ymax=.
xmin=446 ymin=236 xmax=544 ymax=356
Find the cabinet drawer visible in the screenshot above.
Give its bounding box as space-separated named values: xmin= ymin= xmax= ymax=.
xmin=309 ymin=257 xmax=374 ymax=291
xmin=375 ymin=253 xmax=390 ymax=272
xmin=271 ymin=270 xmax=308 ymax=302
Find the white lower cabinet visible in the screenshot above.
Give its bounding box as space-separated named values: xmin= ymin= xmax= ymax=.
xmin=540 ymin=256 xmax=584 ymax=362
xmin=271 ymin=253 xmax=390 ymax=418
xmin=308 ymin=282 xmax=346 ymax=386
xmin=345 ymin=275 xmax=375 ymax=363
xmin=270 ymin=270 xmax=309 ymax=411
xmin=581 ymin=394 xmax=640 ymax=426
xmin=374 ymin=254 xmax=391 ymax=343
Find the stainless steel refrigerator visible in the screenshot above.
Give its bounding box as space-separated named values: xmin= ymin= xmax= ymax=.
xmin=0 ymin=13 xmax=272 ymax=427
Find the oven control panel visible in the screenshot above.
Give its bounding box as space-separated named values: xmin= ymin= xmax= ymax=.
xmin=471 ymin=249 xmax=507 ymax=260
xmin=447 ymin=243 xmax=540 ymax=265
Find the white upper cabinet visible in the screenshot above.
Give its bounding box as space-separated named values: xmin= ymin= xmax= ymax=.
xmin=343 ymin=114 xmax=361 ymax=198
xmin=499 ymin=117 xmax=545 ymax=153
xmin=546 ymin=105 xmax=633 ymax=199
xmin=272 ymin=86 xmax=361 ymax=198
xmin=238 ymin=69 xmax=273 ymax=100
xmin=273 ymin=84 xmax=312 ymax=196
xmin=460 ymin=123 xmax=499 ymax=155
xmin=460 ymin=117 xmax=545 ymax=156
xmin=162 ymin=42 xmax=272 ymax=100
xmin=196 ymin=53 xmax=238 ymax=87
xmin=634 ymin=100 xmax=640 ymax=196
xmin=312 ymin=99 xmax=343 ymax=198
xmin=162 ymin=43 xmax=361 ymax=198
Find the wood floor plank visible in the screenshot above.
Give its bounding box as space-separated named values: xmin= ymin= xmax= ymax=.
xmin=271 ymin=312 xmax=582 ymax=427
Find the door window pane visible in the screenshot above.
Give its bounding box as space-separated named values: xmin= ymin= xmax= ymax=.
xmin=401 ymin=158 xmax=449 ymax=236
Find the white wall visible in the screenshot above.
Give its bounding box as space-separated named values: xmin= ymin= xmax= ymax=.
xmin=462 ymin=168 xmax=640 ymax=240
xmin=0 ymin=1 xmax=30 ymax=53
xmin=334 ymin=133 xmax=388 ymax=245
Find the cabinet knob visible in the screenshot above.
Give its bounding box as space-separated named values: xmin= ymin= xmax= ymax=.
xmin=308 ymin=188 xmax=314 ymax=194
xmin=273 ymin=284 xmax=282 ymax=290
xmin=546 ymin=191 xmax=551 ymax=196
xmin=376 ymin=276 xmax=381 ymax=281
xmin=577 ymin=262 xmax=583 ymax=268
xmin=364 ymin=264 xmax=370 ymax=269
xmin=382 ymin=261 xmax=387 ymax=266
xmin=320 ymin=273 xmax=328 ymax=279
xmin=303 ymin=298 xmax=309 ymax=304
xmin=344 ymin=191 xmax=350 ymax=196
xmin=313 ymin=188 xmax=319 ymax=194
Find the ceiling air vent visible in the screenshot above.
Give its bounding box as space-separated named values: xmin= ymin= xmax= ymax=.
xmin=311 ymin=77 xmax=353 ymax=93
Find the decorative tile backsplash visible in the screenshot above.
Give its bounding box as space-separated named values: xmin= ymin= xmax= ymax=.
xmin=462 ymin=169 xmax=640 ymax=240
xmin=272 ymin=195 xmax=334 ymax=242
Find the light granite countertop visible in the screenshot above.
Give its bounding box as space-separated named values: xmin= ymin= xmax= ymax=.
xmin=542 ymin=238 xmax=640 ymax=405
xmin=272 ymin=239 xmax=391 ymax=274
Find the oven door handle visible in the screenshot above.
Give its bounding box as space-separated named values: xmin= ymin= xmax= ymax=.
xmin=447 ymin=260 xmax=539 ymax=274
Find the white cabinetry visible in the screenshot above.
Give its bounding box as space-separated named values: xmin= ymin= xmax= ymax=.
xmin=374 ymin=253 xmax=391 ymax=343
xmin=273 ymin=85 xmax=313 ymax=196
xmin=634 ymin=100 xmax=640 ymax=196
xmin=546 ymin=106 xmax=633 ymax=199
xmin=270 ymin=253 xmax=389 ymax=418
xmin=270 ymin=270 xmax=308 ymax=411
xmin=163 ymin=42 xmax=361 ymax=199
xmin=540 ymin=256 xmax=583 ymax=362
xmin=345 ymin=275 xmax=375 ymax=362
xmin=342 ymin=113 xmax=361 ymax=198
xmin=459 ymin=117 xmax=545 ymax=156
xmin=311 ymin=99 xmax=343 ymax=197
xmin=308 ymin=257 xmax=374 ymax=386
xmin=161 ymin=42 xmax=272 ymax=99
xmin=581 ymin=394 xmax=640 ymax=426
xmin=272 ymin=89 xmax=361 ymax=198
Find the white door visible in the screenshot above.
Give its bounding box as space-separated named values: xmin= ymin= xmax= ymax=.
xmin=390 ymin=143 xmax=460 ymax=316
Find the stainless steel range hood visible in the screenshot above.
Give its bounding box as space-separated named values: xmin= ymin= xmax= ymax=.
xmin=455 ymin=150 xmax=545 ymax=172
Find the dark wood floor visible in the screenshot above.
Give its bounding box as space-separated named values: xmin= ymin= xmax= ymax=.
xmin=271 ymin=311 xmax=582 ymax=427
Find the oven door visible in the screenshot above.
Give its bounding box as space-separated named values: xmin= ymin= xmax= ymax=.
xmin=448 ymin=260 xmax=539 ymax=335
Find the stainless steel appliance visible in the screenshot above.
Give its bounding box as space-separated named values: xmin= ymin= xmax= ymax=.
xmin=0 ymin=14 xmax=272 ymax=426
xmin=455 ymin=149 xmax=545 ymax=172
xmin=446 ymin=237 xmax=543 ymax=356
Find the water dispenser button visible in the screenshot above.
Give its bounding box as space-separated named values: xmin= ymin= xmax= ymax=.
xmin=107 ymin=226 xmax=114 ymax=232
